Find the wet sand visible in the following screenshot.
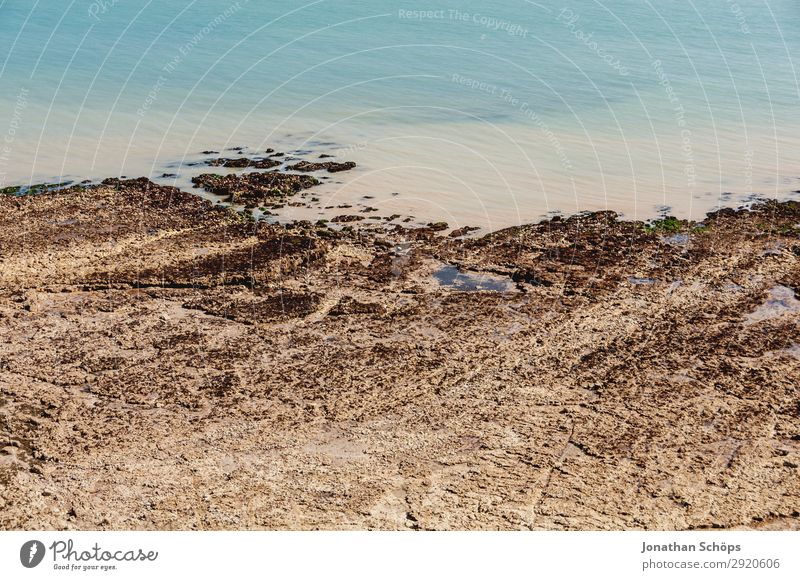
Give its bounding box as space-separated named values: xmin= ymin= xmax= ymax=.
xmin=0 ymin=178 xmax=798 ymax=530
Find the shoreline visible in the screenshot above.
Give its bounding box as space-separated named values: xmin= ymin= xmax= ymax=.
xmin=3 ymin=170 xmax=800 ymax=241
xmin=1 ymin=177 xmax=798 ymax=530
xmin=4 ymin=141 xmax=800 ymax=232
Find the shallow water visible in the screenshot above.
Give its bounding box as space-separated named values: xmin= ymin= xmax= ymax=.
xmin=1 ymin=0 xmax=799 ymax=228
xmin=746 ymin=285 xmax=800 ymax=324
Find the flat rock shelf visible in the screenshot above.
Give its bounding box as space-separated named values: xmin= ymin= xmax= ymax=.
xmin=0 ymin=178 xmax=798 ymax=530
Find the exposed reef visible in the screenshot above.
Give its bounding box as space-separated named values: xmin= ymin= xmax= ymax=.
xmin=205 ymin=157 xmax=282 ymax=169
xmin=287 ymin=160 xmax=357 ymax=173
xmin=191 ymin=171 xmax=320 ymax=206
xmin=0 ymin=179 xmax=798 ymax=531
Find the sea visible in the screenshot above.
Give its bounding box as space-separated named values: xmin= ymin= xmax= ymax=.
xmin=1 ymin=0 xmax=799 ymax=229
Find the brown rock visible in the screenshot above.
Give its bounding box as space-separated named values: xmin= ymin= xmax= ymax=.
xmin=287 ymin=161 xmax=356 ymax=173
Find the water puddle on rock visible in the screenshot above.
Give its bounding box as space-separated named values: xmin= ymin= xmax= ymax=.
xmin=628 ymin=277 xmax=657 ymax=285
xmin=662 ymin=233 xmax=690 ymax=246
xmin=746 ymin=285 xmax=800 ymax=324
xmin=766 ymin=343 xmax=800 ymax=360
xmin=780 ymin=343 xmax=800 ymax=359
xmin=434 ymin=265 xmax=516 ymax=293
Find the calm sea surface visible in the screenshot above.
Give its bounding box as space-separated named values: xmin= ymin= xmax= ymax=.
xmin=1 ymin=0 xmax=799 ymax=227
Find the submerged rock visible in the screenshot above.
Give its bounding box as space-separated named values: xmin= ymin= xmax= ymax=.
xmin=205 ymin=157 xmax=281 ymax=169
xmin=287 ymin=160 xmax=356 ymax=173
xmin=331 ymin=214 xmax=364 ymax=223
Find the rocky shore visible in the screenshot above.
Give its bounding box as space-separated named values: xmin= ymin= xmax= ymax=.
xmin=0 ymin=178 xmax=798 ymax=530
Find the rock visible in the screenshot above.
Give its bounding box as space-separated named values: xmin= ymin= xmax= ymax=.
xmin=1 ymin=184 xmax=799 ymax=532
xmin=449 ymin=226 xmax=480 ymax=238
xmin=191 ymin=172 xmax=320 ymax=205
xmin=287 ymin=161 xmax=356 ymax=173
xmin=331 ymin=215 xmax=364 ymax=223
xmin=205 ymin=157 xmax=281 ymax=169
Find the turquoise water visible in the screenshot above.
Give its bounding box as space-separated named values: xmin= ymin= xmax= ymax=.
xmin=1 ymin=0 xmax=799 ymax=227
